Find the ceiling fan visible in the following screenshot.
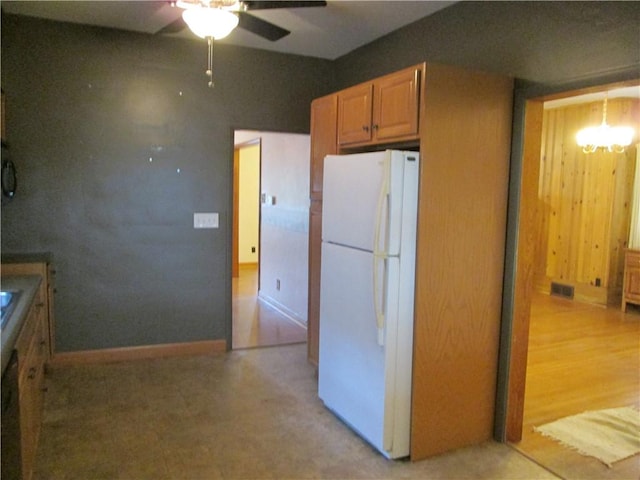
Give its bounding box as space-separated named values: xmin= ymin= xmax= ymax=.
xmin=159 ymin=0 xmax=328 ymax=41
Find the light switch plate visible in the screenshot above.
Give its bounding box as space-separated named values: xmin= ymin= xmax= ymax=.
xmin=194 ymin=212 xmax=219 ymax=229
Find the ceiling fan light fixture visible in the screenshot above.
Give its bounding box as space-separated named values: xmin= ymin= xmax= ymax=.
xmin=182 ymin=6 xmax=239 ymax=39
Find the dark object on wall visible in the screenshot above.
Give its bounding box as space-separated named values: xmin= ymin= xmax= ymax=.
xmin=1 ymin=159 xmax=17 ymax=199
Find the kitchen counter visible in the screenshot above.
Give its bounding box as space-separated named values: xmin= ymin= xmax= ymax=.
xmin=2 ymin=251 xmax=53 ymax=265
xmin=1 ymin=275 xmax=42 ymax=374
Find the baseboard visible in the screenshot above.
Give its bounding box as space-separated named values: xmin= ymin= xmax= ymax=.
xmin=51 ymin=339 xmax=227 ymax=366
xmin=536 ymin=276 xmax=622 ymax=307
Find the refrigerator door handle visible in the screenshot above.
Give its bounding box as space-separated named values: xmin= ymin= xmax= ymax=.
xmin=373 ymin=252 xmax=386 ymax=346
xmin=373 ymin=155 xmax=391 ymax=346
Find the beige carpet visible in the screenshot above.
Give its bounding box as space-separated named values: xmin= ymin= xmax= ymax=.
xmin=534 ymin=406 xmax=640 ymax=468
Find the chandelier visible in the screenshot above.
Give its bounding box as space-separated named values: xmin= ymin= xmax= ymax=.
xmin=576 ymin=94 xmax=635 ymax=154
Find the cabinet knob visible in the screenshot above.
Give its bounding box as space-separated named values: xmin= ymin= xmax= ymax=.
xmin=28 ymin=367 xmax=37 ymax=379
xmin=362 ymin=125 xmax=369 ymax=132
xmin=372 ymin=124 xmax=379 ymax=130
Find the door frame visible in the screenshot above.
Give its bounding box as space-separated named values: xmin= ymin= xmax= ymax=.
xmin=496 ymin=77 xmax=640 ymax=442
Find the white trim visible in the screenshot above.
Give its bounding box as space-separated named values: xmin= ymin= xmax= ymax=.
xmin=629 ymin=143 xmax=640 ymax=249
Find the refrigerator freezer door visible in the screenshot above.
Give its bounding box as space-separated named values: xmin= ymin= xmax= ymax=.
xmin=322 ymin=150 xmax=389 ymax=252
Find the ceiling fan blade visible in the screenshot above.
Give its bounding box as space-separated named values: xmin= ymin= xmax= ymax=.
xmin=244 ymin=1 xmax=327 ymax=10
xmin=155 ymin=16 xmax=187 ymax=35
xmin=238 ymin=12 xmax=290 ymax=41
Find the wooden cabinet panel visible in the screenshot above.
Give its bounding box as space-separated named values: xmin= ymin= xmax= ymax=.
xmin=411 ymin=64 xmax=513 ymax=459
xmin=622 ymin=249 xmax=640 ymax=311
xmin=307 ymin=200 xmax=323 ymax=366
xmin=337 ymin=83 xmax=373 ymax=146
xmin=310 ymin=94 xmax=338 ymax=200
xmin=307 ymin=94 xmax=337 ymax=365
xmin=373 ymin=67 xmax=420 ymax=141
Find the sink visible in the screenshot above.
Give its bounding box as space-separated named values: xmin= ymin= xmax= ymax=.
xmin=1 ymin=290 xmax=22 ymax=331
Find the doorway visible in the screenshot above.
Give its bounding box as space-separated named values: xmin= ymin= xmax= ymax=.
xmin=501 ymin=82 xmax=640 ymax=477
xmin=231 ymin=130 xmax=310 ymax=349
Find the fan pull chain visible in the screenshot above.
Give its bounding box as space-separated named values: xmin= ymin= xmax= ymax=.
xmin=206 ymin=37 xmax=214 ymax=88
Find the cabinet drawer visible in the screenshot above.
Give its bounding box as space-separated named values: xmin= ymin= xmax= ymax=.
xmin=625 ymin=250 xmax=640 ymax=267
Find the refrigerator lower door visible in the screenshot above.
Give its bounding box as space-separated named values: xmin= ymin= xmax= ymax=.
xmin=319 ymin=242 xmax=408 ymax=458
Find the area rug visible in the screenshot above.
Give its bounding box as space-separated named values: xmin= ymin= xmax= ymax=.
xmin=534 ymin=406 xmax=640 ymax=467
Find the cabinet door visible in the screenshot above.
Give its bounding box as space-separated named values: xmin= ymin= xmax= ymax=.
xmin=19 ymin=314 xmax=40 ymax=480
xmin=373 ymin=66 xmax=420 ymax=142
xmin=626 ymin=268 xmax=640 ymax=297
xmin=310 ymin=94 xmax=338 ymax=201
xmin=337 ymin=83 xmax=373 ymax=146
xmin=623 ymin=250 xmax=640 ymax=308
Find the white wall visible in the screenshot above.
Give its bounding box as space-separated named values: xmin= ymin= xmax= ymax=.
xmin=234 ymin=130 xmax=310 ymax=325
xmin=238 ymin=144 xmax=260 ymax=263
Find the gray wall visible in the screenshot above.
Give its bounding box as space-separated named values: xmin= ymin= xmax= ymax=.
xmin=0 ymin=14 xmax=334 ymax=352
xmin=335 ymin=1 xmax=640 ymax=89
xmin=2 ymin=1 xmax=639 ymax=354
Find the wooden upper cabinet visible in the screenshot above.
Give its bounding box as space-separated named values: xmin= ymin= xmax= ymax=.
xmin=373 ymin=66 xmax=420 ymax=142
xmin=337 ymin=64 xmax=422 ymax=147
xmin=310 ymin=94 xmax=338 ymax=201
xmin=337 ymin=83 xmax=373 ymax=146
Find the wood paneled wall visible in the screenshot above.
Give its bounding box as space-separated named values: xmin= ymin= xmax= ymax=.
xmin=535 ymin=98 xmax=639 ymax=304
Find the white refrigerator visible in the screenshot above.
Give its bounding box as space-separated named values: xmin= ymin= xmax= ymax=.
xmin=318 ymin=149 xmax=419 ymax=459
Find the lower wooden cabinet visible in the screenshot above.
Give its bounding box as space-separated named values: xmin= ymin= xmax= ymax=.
xmin=14 ymin=285 xmax=48 ymax=480
xmin=1 ymin=260 xmax=55 ymax=358
xmin=622 ymin=249 xmax=640 ymax=311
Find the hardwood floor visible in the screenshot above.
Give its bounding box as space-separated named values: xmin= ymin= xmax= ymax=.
xmin=511 ymin=292 xmax=640 ymax=479
xmin=232 ymin=264 xmax=307 ymax=349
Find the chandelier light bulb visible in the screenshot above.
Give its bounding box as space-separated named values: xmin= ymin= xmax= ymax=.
xmin=575 ymin=94 xmax=635 ymax=154
xmin=576 ymin=123 xmax=634 ymax=154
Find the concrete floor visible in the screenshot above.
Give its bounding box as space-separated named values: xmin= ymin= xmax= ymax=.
xmin=35 ymin=344 xmax=559 ymax=479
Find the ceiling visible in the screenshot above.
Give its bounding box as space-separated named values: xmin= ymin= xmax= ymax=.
xmin=544 ymin=86 xmax=640 ymax=109
xmin=0 ymin=0 xmax=457 ymax=60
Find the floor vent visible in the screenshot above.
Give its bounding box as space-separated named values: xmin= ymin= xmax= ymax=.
xmin=550 ymin=282 xmax=574 ymax=299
